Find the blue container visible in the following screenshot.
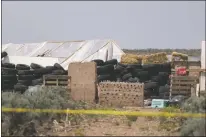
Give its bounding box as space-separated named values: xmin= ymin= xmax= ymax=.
xmin=151 ymin=99 xmax=167 ymax=108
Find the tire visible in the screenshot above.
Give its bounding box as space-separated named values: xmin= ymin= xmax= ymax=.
xmin=134 ymin=77 xmax=140 ymax=82
xmin=2 ymin=79 xmax=17 ymax=85
xmin=137 ymin=71 xmax=149 ymax=82
xmin=117 ymin=63 xmax=127 ymax=68
xmin=144 ymin=89 xmax=153 ymax=97
xmin=151 ymin=76 xmax=160 ymax=82
xmin=120 ymin=69 xmax=129 ymax=76
xmin=2 ymin=75 xmax=17 ymax=81
xmin=128 ymin=77 xmax=139 ymax=83
xmin=52 ymin=70 xmax=67 ymax=75
xmin=14 ymin=84 xmax=28 ymax=93
xmin=17 ymin=70 xmax=34 ymax=75
xmin=97 ymin=74 xmax=111 ymax=82
xmin=110 ymin=73 xmax=117 ymax=82
xmin=126 ymin=65 xmax=136 ymax=73
xmin=2 ymin=68 xmax=17 ymax=75
xmin=131 ymin=69 xmax=143 ymax=77
xmin=142 ymin=64 xmax=155 ymax=76
xmin=92 ymin=59 xmax=104 ymax=66
xmin=122 ymin=73 xmax=132 ymax=81
xmin=45 ymin=66 xmax=56 ymax=70
xmin=18 ymin=75 xmax=34 ymax=80
xmin=2 ymin=63 xmax=15 ymax=68
xmin=162 ymin=63 xmax=171 ymax=70
xmin=54 ymin=63 xmax=65 ymax=71
xmin=159 ymin=92 xmax=170 ymax=99
xmin=144 ymin=82 xmax=158 ymax=89
xmin=116 ymin=78 xmax=122 ymax=82
xmin=17 ymin=80 xmax=32 ymax=86
xmin=30 ymin=63 xmax=44 ymax=69
xmin=97 ymin=64 xmax=114 ymax=75
xmin=104 ymin=59 xmax=117 ymax=65
xmin=33 ymin=74 xmax=43 ymax=79
xmin=158 ymin=72 xmax=169 ymax=79
xmin=2 ymin=84 xmax=14 ymax=90
xmin=32 ymin=78 xmax=43 ymax=86
xmin=127 ymin=64 xmax=142 ymax=69
xmin=159 ymin=86 xmax=170 ymax=93
xmin=1 ymin=51 xmax=8 ymax=58
xmin=142 ymin=64 xmax=154 ymax=70
xmin=16 ymin=64 xmax=30 ymax=70
xmin=115 ymin=64 xmax=125 ymax=72
xmin=34 ymin=68 xmax=53 ymax=75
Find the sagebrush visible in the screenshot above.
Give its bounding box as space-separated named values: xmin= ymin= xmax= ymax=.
xmin=1 ymin=86 xmax=85 ymax=136
xmin=180 ymin=95 xmax=206 ymax=136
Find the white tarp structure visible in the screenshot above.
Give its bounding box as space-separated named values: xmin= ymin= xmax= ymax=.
xmin=2 ymin=39 xmax=125 ymax=69
xmin=2 ymin=56 xmax=60 ymax=67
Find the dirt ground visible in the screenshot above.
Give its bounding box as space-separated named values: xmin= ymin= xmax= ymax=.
xmin=37 ymin=107 xmax=180 ymax=136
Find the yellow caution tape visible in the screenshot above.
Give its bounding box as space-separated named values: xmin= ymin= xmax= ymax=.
xmin=2 ymin=107 xmax=205 ymax=118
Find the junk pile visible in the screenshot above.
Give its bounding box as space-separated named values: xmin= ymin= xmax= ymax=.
xmin=94 ymin=58 xmax=171 ymax=99
xmin=1 ymin=52 xmax=67 ymax=93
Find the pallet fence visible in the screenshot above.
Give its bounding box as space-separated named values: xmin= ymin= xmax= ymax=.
xmin=170 ymin=76 xmax=199 ymax=97
xmin=43 ymin=75 xmax=71 ymax=87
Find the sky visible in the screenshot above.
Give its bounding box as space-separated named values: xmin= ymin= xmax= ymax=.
xmin=2 ymin=1 xmax=205 ymax=49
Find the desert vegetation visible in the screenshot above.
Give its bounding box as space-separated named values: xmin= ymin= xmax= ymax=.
xmin=123 ymin=49 xmax=201 ymax=57
xmin=1 ymin=86 xmax=205 ymax=136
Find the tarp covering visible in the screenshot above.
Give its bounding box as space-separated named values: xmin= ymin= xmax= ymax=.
xmin=2 ymin=56 xmax=60 ymax=67
xmin=2 ymin=39 xmax=125 ymax=69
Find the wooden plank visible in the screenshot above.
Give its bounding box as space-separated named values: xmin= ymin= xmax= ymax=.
xmin=171 ymin=76 xmax=198 ymax=80
xmin=171 ymin=86 xmax=191 ymax=90
xmin=171 ymin=81 xmax=197 ymax=85
xmin=171 ymin=69 xmax=206 ymax=72
xmin=45 ymin=79 xmax=68 ymax=82
xmin=173 ymin=61 xmax=201 ymax=65
xmin=43 ymin=75 xmax=70 ymax=80
xmin=45 ymin=81 xmax=68 ymax=85
xmin=43 ymin=75 xmax=71 ymax=87
xmin=171 ymin=92 xmax=191 ymax=95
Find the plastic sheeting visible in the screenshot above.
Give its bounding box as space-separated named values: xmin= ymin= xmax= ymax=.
xmin=2 ymin=56 xmax=60 ymax=67
xmin=2 ymin=39 xmax=125 ymax=69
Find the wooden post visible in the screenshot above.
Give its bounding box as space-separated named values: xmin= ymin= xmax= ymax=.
xmin=200 ymin=41 xmax=206 ymax=91
xmin=196 ymin=84 xmax=200 ymax=97
xmin=191 ymin=85 xmax=196 ymax=97
xmin=43 ymin=75 xmax=46 ymax=86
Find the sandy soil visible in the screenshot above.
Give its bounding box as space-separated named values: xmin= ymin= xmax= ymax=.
xmin=37 ymin=107 xmax=180 ymax=136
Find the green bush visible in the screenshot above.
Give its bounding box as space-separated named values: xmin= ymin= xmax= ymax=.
xmin=182 ymin=96 xmax=206 ymax=113
xmin=180 ymin=118 xmax=205 ymax=136
xmin=1 ymin=86 xmax=85 ymax=136
xmin=180 ymin=95 xmax=206 ymax=136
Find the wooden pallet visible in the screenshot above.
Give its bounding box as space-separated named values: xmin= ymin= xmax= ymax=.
xmin=43 ymin=75 xmax=71 ymax=87
xmin=171 ymin=61 xmax=204 ymax=76
xmin=172 ymin=61 xmax=201 ymax=68
xmin=171 ymin=68 xmax=206 ymax=73
xmin=170 ymin=76 xmax=199 ymax=97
